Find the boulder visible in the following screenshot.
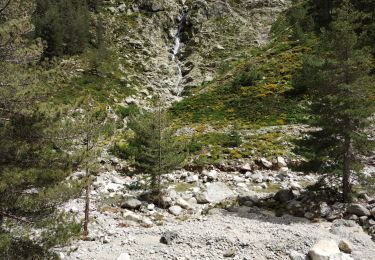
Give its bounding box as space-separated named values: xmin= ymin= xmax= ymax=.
xmin=233 ymin=176 xmax=244 ymax=183
xmin=346 ymin=204 xmax=370 ymax=216
xmin=308 ymin=240 xmax=353 ymax=260
xmin=251 ymin=172 xmax=263 ymax=183
xmin=169 ymin=205 xmax=182 ymax=216
xmin=277 ymin=156 xmax=287 ymax=168
xmin=290 ymin=181 xmax=302 ymax=190
xmin=274 ymin=189 xmax=295 ymax=203
xmin=141 ymin=217 xmax=153 ymax=226
xmin=338 ymin=239 xmax=352 ymax=254
xmin=117 ymin=253 xmax=131 ymax=260
xmin=241 ymin=163 xmax=252 ymax=172
xmin=289 ymin=251 xmax=307 ymax=260
xmin=176 ymin=198 xmax=192 ymax=209
xmin=203 ymin=169 xmax=218 ymax=180
xmin=186 ymin=175 xmax=199 ymax=183
xmin=122 ymin=198 xmax=142 ymax=210
xmin=118 ymin=4 xmax=127 ymax=12
xmin=160 ymin=231 xmax=178 ymax=245
xmin=196 ymin=182 xmax=234 ymax=204
xmin=370 ymin=207 xmax=375 ymax=218
xmin=260 ymin=158 xmax=273 ymax=169
xmin=123 ymin=211 xmax=142 ymax=222
xmin=223 ymin=248 xmax=236 ymax=258
xmin=279 ymin=167 xmax=289 ymax=174
xmin=319 ymin=202 xmax=332 ymax=218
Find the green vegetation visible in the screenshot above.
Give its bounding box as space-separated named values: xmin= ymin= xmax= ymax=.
xmin=127 ymin=107 xmax=187 ymax=200
xmin=0 ymin=1 xmax=84 ymax=257
xmin=34 ymin=0 xmax=90 ymax=57
xmin=171 ymin=41 xmax=311 ymax=127
xmin=295 ymin=1 xmax=375 ymax=202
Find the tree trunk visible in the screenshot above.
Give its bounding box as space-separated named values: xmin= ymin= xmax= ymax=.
xmin=342 ymin=137 xmax=352 ymax=202
xmin=83 ymin=134 xmax=90 ymax=237
xmin=83 ymin=179 xmax=90 ymax=237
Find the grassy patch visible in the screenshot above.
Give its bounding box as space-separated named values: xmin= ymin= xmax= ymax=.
xmin=170 ymin=41 xmax=311 ymax=127
xmin=174 ymin=182 xmax=196 ymax=193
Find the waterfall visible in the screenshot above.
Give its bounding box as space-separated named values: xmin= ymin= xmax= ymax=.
xmin=172 ymin=8 xmax=187 ymax=96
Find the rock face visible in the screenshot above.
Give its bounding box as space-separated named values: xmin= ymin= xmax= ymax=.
xmin=197 ymin=182 xmax=234 ymax=204
xmin=104 ymin=0 xmax=288 ymax=104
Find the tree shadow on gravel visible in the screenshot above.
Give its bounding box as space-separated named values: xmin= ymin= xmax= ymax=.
xmin=221 ymin=206 xmax=310 ymax=226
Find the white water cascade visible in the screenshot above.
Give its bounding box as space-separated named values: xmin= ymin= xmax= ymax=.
xmin=171 ymin=7 xmax=187 ymax=96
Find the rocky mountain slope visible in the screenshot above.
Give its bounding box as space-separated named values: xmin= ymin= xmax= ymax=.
xmin=104 ymin=0 xmax=288 ymax=104
xmin=53 ymin=1 xmax=375 ymax=259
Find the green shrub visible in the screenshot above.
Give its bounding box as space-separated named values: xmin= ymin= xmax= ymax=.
xmin=115 ymin=104 xmax=140 ymax=119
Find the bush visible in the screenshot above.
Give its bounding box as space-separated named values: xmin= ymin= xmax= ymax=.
xmin=231 ymin=67 xmax=261 ymax=90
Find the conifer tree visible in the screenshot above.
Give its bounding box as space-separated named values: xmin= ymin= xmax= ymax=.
xmin=297 ymin=1 xmax=375 ymax=201
xmin=65 ymin=97 xmax=109 ymax=237
xmin=0 ymin=1 xmax=82 ymax=257
xmin=34 ymin=0 xmax=90 ymax=57
xmin=128 ymin=104 xmax=186 ymax=201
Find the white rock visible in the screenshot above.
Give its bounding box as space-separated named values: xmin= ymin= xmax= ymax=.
xmin=176 ymin=198 xmax=192 ymax=209
xmin=187 ymin=197 xmax=197 ymax=205
xmin=117 ymin=253 xmax=131 ymax=260
xmin=186 ymin=175 xmax=199 ymax=183
xmin=169 ymin=205 xmax=183 ymax=216
xmin=289 ymin=250 xmax=307 ymax=260
xmin=196 ymin=182 xmax=234 ymax=204
xmin=118 ymin=3 xmax=127 ymax=12
xmin=237 ymin=182 xmax=247 ymax=188
xmin=241 ymin=163 xmax=252 ymax=171
xmin=111 ymin=176 xmax=125 ymax=185
xmin=279 ymin=167 xmax=289 ymax=174
xmin=141 ymin=217 xmax=153 ymax=226
xmin=260 ymin=158 xmax=273 ymax=168
xmin=203 ymin=169 xmax=218 ymax=180
xmin=125 ymin=97 xmax=136 ymax=104
xmin=277 ymin=156 xmax=287 ymax=168
xmin=308 ymin=240 xmax=340 ymax=260
xmin=102 ymin=236 xmax=110 ymax=244
xmin=244 ymin=172 xmax=252 ymax=178
xmin=191 ymin=187 xmax=200 ymax=193
xmin=147 ymin=204 xmax=155 ymax=211
xmin=123 ymin=211 xmax=142 ymax=222
xmin=290 ymin=182 xmax=302 ymax=190
xmin=233 ymin=176 xmax=244 ymax=183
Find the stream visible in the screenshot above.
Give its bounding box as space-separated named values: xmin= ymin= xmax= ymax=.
xmin=171 ymin=7 xmax=187 ymax=96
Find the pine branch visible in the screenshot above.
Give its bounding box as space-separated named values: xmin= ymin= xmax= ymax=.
xmin=0 ymin=0 xmax=11 ymax=14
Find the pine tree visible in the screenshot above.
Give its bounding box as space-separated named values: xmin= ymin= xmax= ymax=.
xmin=297 ymin=1 xmax=375 ymax=201
xmin=0 ymin=1 xmax=82 ymax=257
xmin=65 ymin=97 xmax=109 ymax=237
xmin=34 ymin=0 xmax=90 ymax=57
xmin=128 ymin=104 xmax=187 ymax=201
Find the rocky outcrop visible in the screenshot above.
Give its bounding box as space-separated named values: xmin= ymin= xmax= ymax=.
xmin=103 ymin=0 xmax=289 ymax=106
